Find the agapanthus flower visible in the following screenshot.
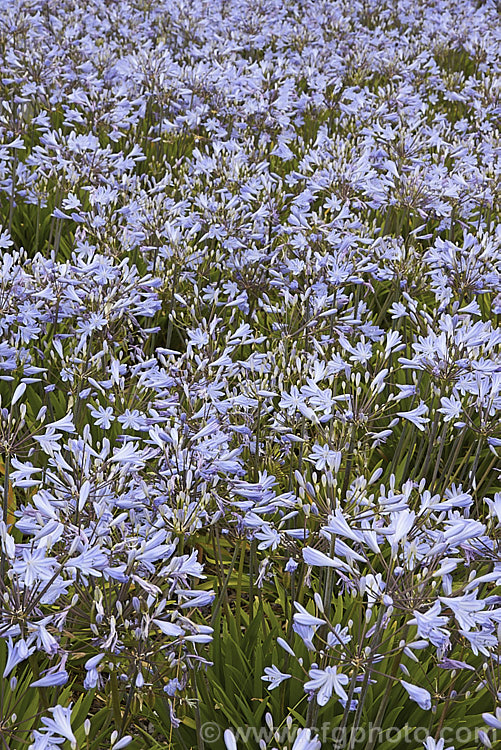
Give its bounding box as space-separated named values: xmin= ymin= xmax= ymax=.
xmin=39 ymin=705 xmax=76 ymax=746
xmin=307 ymin=443 xmax=342 ymax=472
xmin=401 ymin=681 xmax=432 ymax=710
xmin=292 ymin=729 xmax=321 ymax=750
xmin=262 ymin=665 xmax=291 ymax=690
xmin=89 ymin=405 xmax=115 ymax=429
xmin=396 ymin=402 xmax=430 ymax=431
xmin=304 ymin=665 xmax=349 ymax=705
xmin=482 ymin=709 xmax=501 ymax=730
xmin=422 ymin=738 xmax=455 ymax=750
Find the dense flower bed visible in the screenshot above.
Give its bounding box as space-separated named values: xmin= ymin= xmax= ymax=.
xmin=0 ymin=0 xmax=499 ymax=748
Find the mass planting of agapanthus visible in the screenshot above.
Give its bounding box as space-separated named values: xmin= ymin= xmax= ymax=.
xmin=0 ymin=0 xmax=499 ymax=748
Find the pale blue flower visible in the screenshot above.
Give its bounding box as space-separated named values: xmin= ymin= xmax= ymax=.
xmin=40 ymin=704 xmax=76 ymax=745
xmin=401 ymin=680 xmax=432 ymax=710
xmin=262 ymin=665 xmax=291 ymax=690
xmin=292 ymin=729 xmax=321 ymax=750
xmin=30 ymin=670 xmax=69 ymax=688
xmin=482 ymin=709 xmax=501 ymax=730
xmin=89 ymin=405 xmax=115 ymax=429
xmin=304 ymin=666 xmax=349 ymax=705
xmin=396 ymin=402 xmax=430 ymax=431
xmin=3 ymin=638 xmax=34 ymax=678
xmin=224 ymin=729 xmax=237 ymax=750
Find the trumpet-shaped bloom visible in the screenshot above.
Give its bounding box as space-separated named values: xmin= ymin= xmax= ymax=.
xmin=262 ymin=665 xmax=291 ymax=690
xmin=401 ymin=681 xmax=432 ymax=710
xmin=40 ymin=704 xmax=76 ymax=746
xmin=396 ymin=402 xmax=430 ymax=431
xmin=292 ymin=729 xmax=321 ymax=750
xmin=304 ymin=666 xmax=349 ymax=705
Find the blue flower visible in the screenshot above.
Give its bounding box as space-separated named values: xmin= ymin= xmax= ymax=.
xmin=401 ymin=681 xmax=432 ymax=710
xmin=40 ymin=704 xmax=76 ymax=746
xmin=89 ymin=405 xmax=115 ymax=429
xmin=30 ymin=669 xmax=69 ymax=688
xmin=262 ymin=665 xmax=291 ymax=690
xmin=304 ymin=666 xmax=349 ymax=705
